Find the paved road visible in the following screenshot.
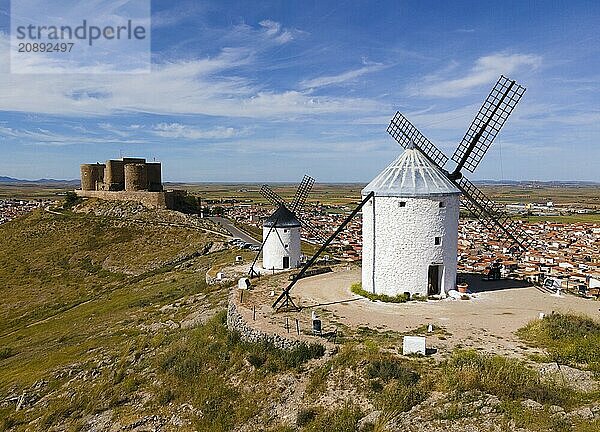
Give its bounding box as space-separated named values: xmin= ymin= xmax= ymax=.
xmin=209 ymin=216 xmax=261 ymax=246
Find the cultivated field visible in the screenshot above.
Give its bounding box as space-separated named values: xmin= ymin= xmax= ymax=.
xmin=3 ymin=181 xmax=599 ymax=208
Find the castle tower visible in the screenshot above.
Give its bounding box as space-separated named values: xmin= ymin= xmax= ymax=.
xmin=262 ymin=205 xmax=301 ymax=270
xmin=361 ymin=147 xmax=461 ymax=298
xmin=124 ymin=163 xmax=148 ymax=191
xmin=80 ymin=163 xmax=105 ymax=191
xmin=146 ymin=162 xmax=163 ymax=192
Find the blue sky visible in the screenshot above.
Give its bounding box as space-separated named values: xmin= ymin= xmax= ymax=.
xmin=0 ymin=0 xmax=598 ymax=182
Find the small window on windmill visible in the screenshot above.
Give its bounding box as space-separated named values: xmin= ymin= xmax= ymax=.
xmin=399 ymin=201 xmax=406 ymax=207
xmin=434 ymin=236 xmax=441 ymax=246
xmin=439 ymin=201 xmax=445 ymax=208
xmin=284 ymin=244 xmax=289 ymax=248
xmin=284 ymin=229 xmax=289 ymax=233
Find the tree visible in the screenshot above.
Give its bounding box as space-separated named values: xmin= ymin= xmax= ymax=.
xmin=63 ymin=191 xmax=81 ymax=209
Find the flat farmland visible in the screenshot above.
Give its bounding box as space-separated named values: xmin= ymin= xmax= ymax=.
xmin=1 ymin=182 xmax=599 ymax=223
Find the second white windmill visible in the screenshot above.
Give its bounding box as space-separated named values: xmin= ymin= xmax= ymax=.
xmin=249 ymin=175 xmax=323 ymax=275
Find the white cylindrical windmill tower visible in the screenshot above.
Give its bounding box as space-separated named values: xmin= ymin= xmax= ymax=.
xmin=361 ymin=145 xmax=461 ymax=298
xmin=262 ymin=205 xmax=302 ymax=270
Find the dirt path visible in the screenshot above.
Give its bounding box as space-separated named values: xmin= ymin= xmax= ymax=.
xmin=292 ymin=267 xmax=600 ymax=358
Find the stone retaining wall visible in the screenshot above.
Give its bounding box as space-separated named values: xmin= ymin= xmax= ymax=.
xmin=226 ymin=293 xmax=303 ymax=350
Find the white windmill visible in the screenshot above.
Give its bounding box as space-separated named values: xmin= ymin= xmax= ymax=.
xmin=361 ymin=142 xmax=461 ymax=297
xmin=362 ymin=75 xmax=532 ymax=298
xmin=262 ymin=205 xmax=302 ymax=270
xmin=249 ymin=176 xmax=322 ymax=274
xmin=271 ymin=76 xmax=533 ymax=310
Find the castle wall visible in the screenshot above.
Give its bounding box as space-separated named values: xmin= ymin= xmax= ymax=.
xmin=121 ymin=157 xmax=146 ymax=164
xmin=104 ymin=160 xmax=125 ymax=191
xmin=82 ymin=157 xmax=164 ymax=192
xmin=75 ymin=190 xmax=177 ymax=210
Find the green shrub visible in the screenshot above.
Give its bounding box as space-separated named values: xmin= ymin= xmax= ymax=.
xmin=282 ymin=343 xmax=326 ymax=368
xmin=247 ymin=352 xmax=267 ymax=368
xmin=63 ymin=191 xmax=81 ymax=209
xmin=375 ymin=381 xmax=428 ymax=412
xmin=242 ymin=340 xmax=325 ymax=372
xmin=366 ymin=359 xmax=420 ymax=385
xmin=306 ymin=363 xmax=332 ymax=395
xmin=0 ymin=347 xmax=15 ymax=360
xmin=330 ymin=343 xmax=364 ymax=368
xmin=441 ymin=350 xmax=572 ymax=405
xmin=297 ymin=407 xmax=319 ymax=426
xmin=517 ymin=313 xmax=600 ymax=372
xmin=351 ymin=283 xmax=409 ymax=303
xmin=301 ymin=403 xmax=363 ymax=432
xmin=369 ymin=380 xmax=384 ymax=393
xmin=434 ymin=402 xmax=475 ymax=420
xmin=174 ymin=195 xmax=200 ymax=214
xmin=157 ymin=387 xmax=175 ymax=405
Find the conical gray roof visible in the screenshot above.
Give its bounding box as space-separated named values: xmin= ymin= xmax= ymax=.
xmin=263 ymin=204 xmax=301 ymax=228
xmin=362 ymin=147 xmax=461 ymax=197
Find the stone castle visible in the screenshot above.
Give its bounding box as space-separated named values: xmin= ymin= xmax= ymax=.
xmin=76 ymin=157 xmax=184 ymax=209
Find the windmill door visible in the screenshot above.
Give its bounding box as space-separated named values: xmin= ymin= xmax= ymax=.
xmin=283 ymin=256 xmax=290 ymax=269
xmin=428 ymin=264 xmax=443 ymax=295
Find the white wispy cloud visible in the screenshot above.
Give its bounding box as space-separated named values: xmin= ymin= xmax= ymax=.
xmin=411 ymin=52 xmax=542 ymax=97
xmin=151 ymin=123 xmax=243 ymax=139
xmin=152 ymin=3 xmax=207 ymax=28
xmin=0 ymin=125 xmax=145 ymax=146
xmin=300 ymin=61 xmax=386 ymax=89
xmin=258 ymin=19 xmax=296 ymax=44
xmin=0 ymin=30 xmax=382 ymax=118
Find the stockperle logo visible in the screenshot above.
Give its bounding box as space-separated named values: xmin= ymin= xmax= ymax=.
xmin=10 ymin=0 xmax=151 ymax=74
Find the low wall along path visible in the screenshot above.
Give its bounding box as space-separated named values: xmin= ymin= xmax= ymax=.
xmin=226 ymin=288 xmax=316 ymax=351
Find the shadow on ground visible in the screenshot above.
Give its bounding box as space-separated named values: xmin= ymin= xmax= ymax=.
xmin=459 ymin=272 xmax=533 ymax=293
xmin=301 ymin=297 xmax=363 ymax=309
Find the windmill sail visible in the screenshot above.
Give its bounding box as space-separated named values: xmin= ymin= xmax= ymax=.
xmin=453 ymin=176 xmax=533 ymax=250
xmin=260 ymin=184 xmax=286 ymax=207
xmin=290 ymin=175 xmax=315 ymax=212
xmin=387 ymin=112 xmax=449 ymax=169
xmin=451 ymin=76 xmax=526 ymax=174
xmin=251 ymin=175 xmax=322 ymax=278
xmin=299 ymin=218 xmax=327 ymax=244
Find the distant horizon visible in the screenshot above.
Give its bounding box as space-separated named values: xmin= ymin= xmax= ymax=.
xmin=1 ymin=174 xmax=599 ymax=186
